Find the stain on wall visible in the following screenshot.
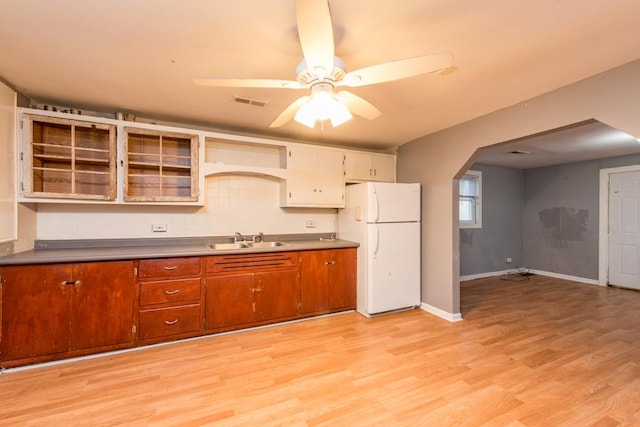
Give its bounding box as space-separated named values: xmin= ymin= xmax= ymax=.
xmin=539 ymin=207 xmax=588 ymax=248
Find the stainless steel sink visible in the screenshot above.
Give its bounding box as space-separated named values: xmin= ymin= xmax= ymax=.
xmin=208 ymin=241 xmax=289 ymax=250
xmin=245 ymin=241 xmax=289 ymax=248
xmin=208 ymin=242 xmax=250 ymax=250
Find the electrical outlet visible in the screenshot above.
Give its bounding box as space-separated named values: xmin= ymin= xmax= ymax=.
xmin=305 ymin=219 xmax=317 ymax=228
xmin=152 ymin=224 xmax=168 ymax=232
xmin=506 ymin=257 xmax=512 ymax=264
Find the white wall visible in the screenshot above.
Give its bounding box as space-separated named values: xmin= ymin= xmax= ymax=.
xmin=36 ymin=175 xmax=336 ymax=240
xmin=397 ymin=59 xmax=640 ymax=318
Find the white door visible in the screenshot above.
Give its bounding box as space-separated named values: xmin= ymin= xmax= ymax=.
xmin=609 ymin=171 xmax=640 ymax=289
xmin=366 ymin=182 xmax=421 ymax=223
xmin=366 ymin=222 xmax=421 ymax=314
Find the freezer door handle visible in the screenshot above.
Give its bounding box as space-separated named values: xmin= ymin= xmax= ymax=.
xmin=372 ymin=188 xmax=380 ymax=222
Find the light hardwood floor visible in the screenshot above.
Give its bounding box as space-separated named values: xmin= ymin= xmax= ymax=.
xmin=1 ymin=274 xmax=640 ymax=426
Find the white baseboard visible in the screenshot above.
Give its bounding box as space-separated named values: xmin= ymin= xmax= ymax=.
xmin=420 ymin=303 xmax=463 ymax=322
xmin=460 ymin=269 xmax=517 ymax=282
xmin=460 ymin=269 xmax=601 ymax=287
xmin=528 ymin=269 xmax=602 ymax=286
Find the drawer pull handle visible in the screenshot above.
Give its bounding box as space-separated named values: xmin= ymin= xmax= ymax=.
xmin=163 ymin=266 xmax=178 ymax=271
xmin=164 ymin=319 xmax=179 ymax=325
xmin=61 ymin=280 xmax=81 ymax=285
xmin=164 ymin=289 xmax=180 ymax=295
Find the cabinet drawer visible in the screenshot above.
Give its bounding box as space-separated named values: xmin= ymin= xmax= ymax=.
xmin=138 ymin=257 xmax=201 ymax=278
xmin=139 ymin=278 xmax=201 ymax=306
xmin=138 ymin=304 xmax=201 ymax=340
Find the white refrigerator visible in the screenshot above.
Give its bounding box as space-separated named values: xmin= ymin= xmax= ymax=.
xmin=338 ymin=182 xmax=421 ymax=317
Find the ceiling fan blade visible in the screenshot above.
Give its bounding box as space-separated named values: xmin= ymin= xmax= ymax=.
xmin=295 ymin=0 xmax=335 ymax=76
xmin=193 ymin=78 xmax=303 ymax=89
xmin=340 ymin=51 xmax=453 ymax=87
xmin=270 ymin=96 xmax=311 ymax=127
xmin=335 ymin=91 xmax=381 ymax=120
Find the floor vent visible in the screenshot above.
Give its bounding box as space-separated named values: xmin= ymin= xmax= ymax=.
xmin=233 ymin=95 xmax=268 ymax=108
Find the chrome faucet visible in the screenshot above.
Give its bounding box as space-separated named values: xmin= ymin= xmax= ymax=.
xmin=253 ymin=232 xmax=264 ymax=243
xmin=233 ymin=232 xmax=246 ymax=243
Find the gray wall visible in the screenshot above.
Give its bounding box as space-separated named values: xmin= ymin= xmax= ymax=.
xmin=396 ymin=60 xmax=640 ymax=316
xmin=462 ymin=153 xmax=640 ymax=281
xmin=460 ymin=164 xmax=524 ymax=276
xmin=524 ymin=153 xmax=640 ymax=280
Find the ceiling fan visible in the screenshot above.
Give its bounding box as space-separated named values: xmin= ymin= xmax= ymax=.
xmin=193 ymin=0 xmax=453 ymax=129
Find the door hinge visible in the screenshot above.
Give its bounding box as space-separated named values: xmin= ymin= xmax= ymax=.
xmin=0 ymin=275 xmax=4 ymax=285
xmin=20 ymin=152 xmax=23 ymax=161
xmin=19 ymin=120 xmax=23 ymax=129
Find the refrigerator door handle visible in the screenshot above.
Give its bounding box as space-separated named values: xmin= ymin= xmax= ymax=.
xmin=372 ymin=188 xmax=380 ymax=222
xmin=372 ymin=225 xmax=379 ymax=259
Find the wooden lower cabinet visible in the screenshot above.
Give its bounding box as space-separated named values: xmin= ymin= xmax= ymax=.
xmin=0 ymin=261 xmax=136 ymax=366
xmin=205 ymin=273 xmax=255 ymax=330
xmin=204 ymin=253 xmax=300 ymax=332
xmin=254 ymin=270 xmax=300 ymax=321
xmin=300 ymin=248 xmax=357 ymax=314
xmin=138 ymin=304 xmax=201 ymax=340
xmin=0 ymin=247 xmax=356 ymax=367
xmin=136 ymin=258 xmax=204 ymax=344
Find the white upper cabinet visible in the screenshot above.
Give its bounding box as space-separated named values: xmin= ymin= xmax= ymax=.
xmin=18 ymin=108 xmax=202 ymax=206
xmin=0 ymin=82 xmax=16 ymax=243
xmin=21 ymin=114 xmax=117 ymax=201
xmin=123 ymin=127 xmax=199 ymax=203
xmin=281 ymin=145 xmax=345 ymax=208
xmin=344 ymin=150 xmax=395 ymax=183
xmin=16 ymin=108 xmax=397 ymax=209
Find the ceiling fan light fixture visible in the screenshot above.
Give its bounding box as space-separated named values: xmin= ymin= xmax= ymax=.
xmin=329 ymin=102 xmax=352 ymax=127
xmin=294 ymin=83 xmax=352 ymax=128
xmin=294 ymin=103 xmax=318 ymax=128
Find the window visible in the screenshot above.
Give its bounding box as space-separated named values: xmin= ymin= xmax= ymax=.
xmin=459 ymin=170 xmax=482 ymax=228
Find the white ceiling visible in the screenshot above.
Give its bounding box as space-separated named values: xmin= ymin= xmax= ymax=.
xmin=1 ymin=0 xmax=639 ymax=154
xmin=476 ymin=121 xmax=640 ymax=170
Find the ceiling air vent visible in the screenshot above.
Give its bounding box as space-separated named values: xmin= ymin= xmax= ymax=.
xmin=510 ymin=150 xmax=531 ymax=155
xmin=232 ymin=95 xmax=268 ymax=108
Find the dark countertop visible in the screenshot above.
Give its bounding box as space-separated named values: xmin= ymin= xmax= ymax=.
xmin=0 ymin=234 xmax=359 ymax=266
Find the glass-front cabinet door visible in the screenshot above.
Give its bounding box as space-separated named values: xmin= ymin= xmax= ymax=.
xmin=22 ymin=114 xmax=116 ymax=200
xmin=123 ymin=127 xmax=198 ymax=202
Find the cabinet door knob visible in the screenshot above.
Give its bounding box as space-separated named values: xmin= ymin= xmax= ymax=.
xmin=164 ymin=289 xmax=180 ymax=295
xmin=164 ymin=319 xmax=179 ymax=325
xmin=61 ymin=280 xmax=81 ymax=285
